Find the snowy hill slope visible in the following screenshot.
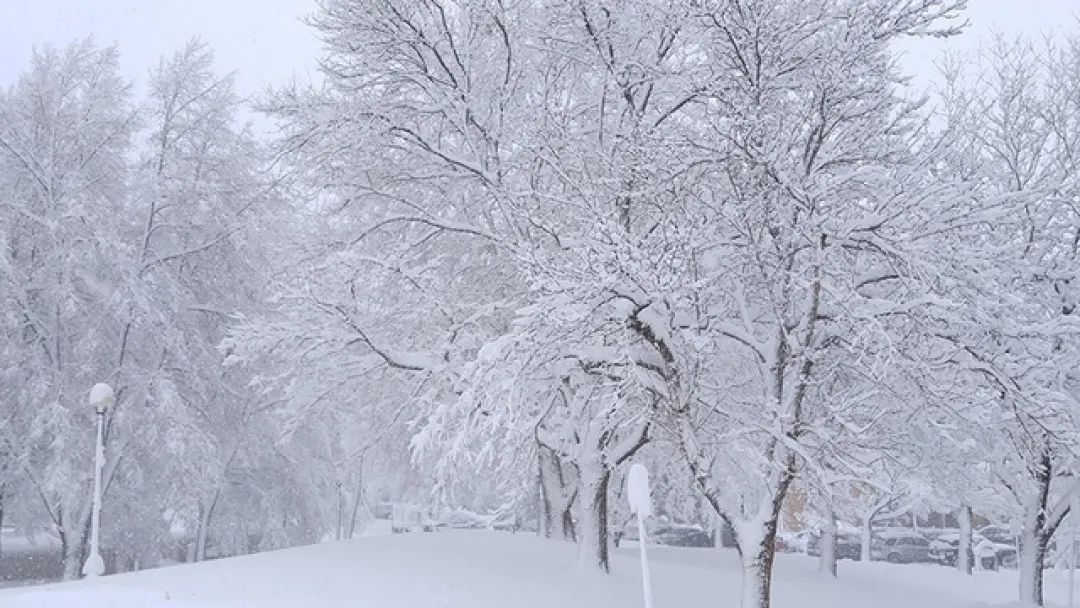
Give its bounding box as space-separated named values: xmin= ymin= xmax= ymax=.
xmin=0 ymin=531 xmax=1058 ymax=607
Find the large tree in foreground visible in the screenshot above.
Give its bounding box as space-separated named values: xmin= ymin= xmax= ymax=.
xmin=240 ymin=0 xmax=969 ymax=596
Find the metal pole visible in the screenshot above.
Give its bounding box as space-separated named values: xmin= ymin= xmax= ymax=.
xmin=627 ymin=464 xmax=653 ymax=608
xmin=1070 ymin=492 xmax=1078 ymax=608
xmin=83 ymin=409 xmax=105 ymax=577
xmin=636 ymin=513 xmax=653 ymax=608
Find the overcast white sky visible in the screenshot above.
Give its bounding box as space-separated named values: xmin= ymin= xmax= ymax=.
xmin=0 ymin=1 xmax=1076 ymax=98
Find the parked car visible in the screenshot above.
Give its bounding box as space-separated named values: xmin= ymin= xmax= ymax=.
xmin=974 ymin=525 xmax=1018 ymax=570
xmin=651 ymin=525 xmax=714 ymax=548
xmin=871 ymin=532 xmax=932 ymax=563
xmin=391 ymin=504 xmax=436 ymax=533
xmin=372 ymin=503 xmax=394 ymax=520
xmin=927 ymin=531 xmax=1017 ymax=569
xmin=928 ymin=532 xmax=983 ymax=566
xmin=776 ymin=530 xmax=815 ymax=554
xmin=975 ymin=537 xmax=1018 ymax=570
xmin=436 ymin=509 xmax=489 ymax=530
xmin=806 ymin=533 xmax=861 ymax=560
xmin=977 ymin=525 xmax=1016 ymax=546
xmin=488 ymin=514 xmax=520 ymax=532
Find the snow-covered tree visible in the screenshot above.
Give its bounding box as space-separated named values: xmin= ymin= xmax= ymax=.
xmin=0 ymin=39 xmax=141 ymax=577
xmin=930 ymin=36 xmax=1080 ymax=607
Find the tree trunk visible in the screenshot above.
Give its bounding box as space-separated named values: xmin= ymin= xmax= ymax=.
xmin=861 ymin=517 xmax=872 ymax=562
xmin=194 ymin=490 xmax=220 ymax=562
xmin=957 ymin=504 xmax=973 ymax=575
xmin=60 ymin=500 xmax=94 ymax=580
xmin=1019 ymin=526 xmax=1049 ymax=607
xmin=731 ymin=478 xmax=791 ymax=608
xmin=575 ymin=461 xmax=611 ymax=572
xmin=62 ymin=520 xmax=90 ymax=580
xmin=539 ymin=446 xmax=559 ymax=538
xmin=63 ymin=541 xmax=84 ymax=580
xmin=819 ymin=504 xmax=837 ymax=577
xmin=347 ymin=462 xmax=365 ymax=539
xmin=561 ymin=505 xmax=576 ymax=542
xmin=336 ymin=482 xmax=345 ymax=540
xmin=539 ymin=445 xmax=576 ymax=542
xmin=1019 ymin=448 xmax=1055 ymax=607
xmin=741 ymin=550 xmax=771 ymax=608
xmin=736 ymin=519 xmax=781 ymax=608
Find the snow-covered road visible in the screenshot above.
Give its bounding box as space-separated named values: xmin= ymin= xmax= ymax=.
xmin=0 ymin=531 xmax=1055 ymax=607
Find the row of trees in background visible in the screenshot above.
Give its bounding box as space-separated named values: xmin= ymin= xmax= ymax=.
xmin=2 ymin=1 xmax=1080 ymax=608
xmin=0 ymin=39 xmax=362 ymax=577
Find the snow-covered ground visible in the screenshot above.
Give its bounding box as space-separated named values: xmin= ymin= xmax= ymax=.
xmin=0 ymin=531 xmax=1065 ymax=607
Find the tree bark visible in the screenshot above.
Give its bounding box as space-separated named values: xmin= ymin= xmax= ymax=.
xmin=860 ymin=517 xmax=873 ymax=562
xmin=561 ymin=505 xmax=576 ymax=542
xmin=61 ymin=504 xmax=93 ymax=580
xmin=736 ymin=517 xmax=782 ymax=608
xmin=347 ymin=461 xmax=365 ymax=539
xmin=1019 ymin=525 xmax=1050 ymax=607
xmin=539 ymin=446 xmax=559 ymax=538
xmin=575 ymin=460 xmax=611 ymax=572
xmin=539 ymin=445 xmax=577 ymax=541
xmin=957 ymin=504 xmax=973 ymax=575
xmin=1019 ymin=448 xmax=1054 ymax=607
xmin=336 ymin=482 xmax=345 ymax=540
xmin=732 ymin=468 xmax=792 ymax=608
xmin=194 ymin=490 xmax=220 ymax=562
xmin=819 ymin=504 xmax=837 ymax=577
xmin=0 ymin=487 xmax=5 ymax=559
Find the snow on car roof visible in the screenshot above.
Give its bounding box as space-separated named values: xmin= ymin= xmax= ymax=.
xmin=876 ymin=529 xmax=927 ymax=537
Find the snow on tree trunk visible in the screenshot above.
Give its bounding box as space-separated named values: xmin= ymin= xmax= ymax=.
xmin=561 ymin=507 xmax=576 ymax=542
xmin=958 ymin=504 xmax=973 ymax=575
xmin=735 ymin=518 xmax=780 ymax=608
xmin=60 ymin=502 xmax=93 ymax=580
xmin=0 ymin=489 xmax=5 ymax=559
xmin=62 ymin=519 xmax=90 ymax=581
xmin=539 ymin=445 xmax=576 ymax=541
xmin=347 ymin=463 xmax=366 ymax=539
xmin=861 ymin=518 xmax=872 ymax=562
xmin=740 ymin=551 xmax=770 ymax=608
xmin=1019 ymin=525 xmax=1049 ymax=607
xmin=194 ymin=491 xmax=220 ymax=562
xmin=1019 ymin=449 xmax=1056 ymax=607
xmin=575 ymin=460 xmax=611 ymax=572
xmin=63 ymin=543 xmax=83 ymax=581
xmin=819 ymin=505 xmax=837 ymax=577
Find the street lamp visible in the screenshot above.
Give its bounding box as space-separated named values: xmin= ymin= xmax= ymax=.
xmin=82 ymin=382 xmax=114 ymax=578
xmin=627 ymin=463 xmax=653 ymax=608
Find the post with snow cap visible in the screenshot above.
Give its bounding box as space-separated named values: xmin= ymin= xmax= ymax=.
xmin=627 ymin=463 xmax=653 ymax=608
xmin=83 ymin=383 xmax=114 ymax=578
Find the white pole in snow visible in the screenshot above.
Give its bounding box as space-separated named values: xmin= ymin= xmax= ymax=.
xmin=83 ymin=383 xmax=114 ymax=578
xmin=627 ymin=464 xmax=653 ymax=608
xmin=1071 ymin=492 xmax=1078 ymax=608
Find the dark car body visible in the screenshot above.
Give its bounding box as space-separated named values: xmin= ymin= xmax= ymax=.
xmin=928 ymin=533 xmax=982 ymax=566
xmin=437 ymin=510 xmax=488 ymax=530
xmin=651 ymin=525 xmax=714 ymax=548
xmin=807 ymin=533 xmax=861 ymax=560
xmin=978 ymin=525 xmax=1016 ymax=545
xmin=871 ymin=533 xmax=932 ymax=563
xmin=974 ymin=526 xmax=1018 ymax=570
